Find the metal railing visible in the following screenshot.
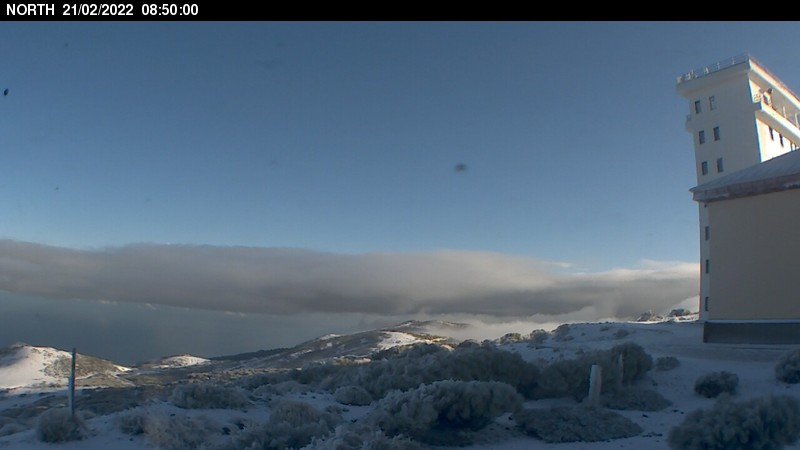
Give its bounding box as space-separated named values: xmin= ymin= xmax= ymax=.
xmin=676 ymin=54 xmax=750 ymax=84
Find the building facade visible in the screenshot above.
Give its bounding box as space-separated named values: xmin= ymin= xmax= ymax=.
xmin=676 ymin=54 xmax=800 ymax=322
xmin=690 ymin=151 xmax=800 ymax=343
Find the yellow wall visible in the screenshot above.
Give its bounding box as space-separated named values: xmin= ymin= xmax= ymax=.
xmin=708 ymin=188 xmax=800 ymax=319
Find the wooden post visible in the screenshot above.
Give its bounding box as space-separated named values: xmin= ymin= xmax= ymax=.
xmin=587 ymin=364 xmax=602 ymax=406
xmin=69 ymin=348 xmax=76 ymax=418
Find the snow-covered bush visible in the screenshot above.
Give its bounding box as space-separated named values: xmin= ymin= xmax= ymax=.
xmin=305 ymin=423 xmax=421 ymax=450
xmin=515 ymin=406 xmax=642 ymax=442
xmin=226 ymin=399 xmax=342 ymax=450
xmin=655 ymin=356 xmax=681 ymax=371
xmin=36 ymin=408 xmax=87 ymax=443
xmin=694 ymin=371 xmax=738 ymax=398
xmin=553 ymin=324 xmax=573 ymax=341
xmin=138 ymin=413 xmax=223 ymax=450
xmin=529 ymin=329 xmax=549 ymax=347
xmin=117 ymin=408 xmax=147 ymax=435
xmin=537 ymin=342 xmax=653 ymax=400
xmin=370 ymin=380 xmax=522 ymax=446
xmin=322 ymin=341 xmax=540 ymax=399
xmin=775 ymin=348 xmax=800 ymax=384
xmin=610 ymin=341 xmax=653 ymax=383
xmin=668 ymin=395 xmax=800 ymax=450
xmin=169 ymin=382 xmax=250 ymax=409
xmin=333 ymin=385 xmax=373 ymax=406
xmin=601 ymin=387 xmax=672 ymax=411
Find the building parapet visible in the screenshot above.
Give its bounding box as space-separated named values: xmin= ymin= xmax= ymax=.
xmin=676 ymin=54 xmax=750 ymax=84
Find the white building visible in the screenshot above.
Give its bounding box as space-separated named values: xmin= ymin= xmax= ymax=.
xmin=676 ymin=54 xmax=800 ymax=324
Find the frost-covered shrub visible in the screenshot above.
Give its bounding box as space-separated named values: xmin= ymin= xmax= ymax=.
xmin=333 ymin=385 xmax=373 ymax=406
xmin=169 ymin=382 xmax=250 ymax=409
xmin=610 ymin=341 xmax=653 ymax=383
xmin=370 ymin=380 xmax=522 ymax=446
xmin=537 ymin=342 xmax=653 ymax=400
xmin=139 ymin=413 xmax=223 ymax=450
xmin=529 ymin=329 xmax=549 ymax=347
xmin=515 ymin=406 xmax=642 ymax=442
xmin=305 ymin=423 xmax=421 ymax=450
xmin=322 ymin=341 xmax=539 ymax=399
xmin=694 ymin=371 xmax=738 ymax=398
xmin=226 ymin=399 xmax=341 ymax=450
xmin=655 ymin=356 xmax=681 ymax=371
xmin=668 ymin=395 xmax=800 ymax=450
xmin=117 ymin=408 xmax=147 ymax=435
xmin=36 ymin=408 xmax=87 ymax=443
xmin=553 ymin=324 xmax=573 ymax=341
xmin=601 ymin=387 xmax=672 ymax=411
xmin=775 ymin=348 xmax=800 ymax=384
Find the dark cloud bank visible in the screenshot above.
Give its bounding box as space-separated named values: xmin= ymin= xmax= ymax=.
xmin=0 ymin=239 xmax=698 ymax=320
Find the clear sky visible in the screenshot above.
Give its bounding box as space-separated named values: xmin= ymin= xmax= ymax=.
xmin=1 ymin=22 xmax=798 ymax=363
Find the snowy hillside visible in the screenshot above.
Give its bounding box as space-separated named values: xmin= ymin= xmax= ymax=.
xmin=0 ymin=344 xmax=130 ymax=391
xmin=2 ymin=318 xmax=800 ymax=449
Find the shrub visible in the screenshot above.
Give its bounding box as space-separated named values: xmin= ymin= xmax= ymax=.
xmin=668 ymin=395 xmax=800 ymax=450
xmin=225 ymin=399 xmax=341 ymax=450
xmin=306 ymin=423 xmax=421 ymax=450
xmin=529 ymin=329 xmax=549 ymax=347
xmin=610 ymin=341 xmax=653 ymax=384
xmin=775 ymin=348 xmax=800 ymax=384
xmin=36 ymin=408 xmax=87 ymax=443
xmin=515 ymin=406 xmax=642 ymax=442
xmin=370 ymin=380 xmax=522 ymax=446
xmin=321 ymin=341 xmax=540 ymax=399
xmin=140 ymin=413 xmax=222 ymax=450
xmin=655 ymin=356 xmax=681 ymax=371
xmin=553 ymin=324 xmax=573 ymax=341
xmin=601 ymin=387 xmax=672 ymax=411
xmin=694 ymin=371 xmax=738 ymax=398
xmin=537 ymin=342 xmax=653 ymax=400
xmin=333 ymin=385 xmax=373 ymax=406
xmin=169 ymin=382 xmax=250 ymax=409
xmin=117 ymin=408 xmax=147 ymax=435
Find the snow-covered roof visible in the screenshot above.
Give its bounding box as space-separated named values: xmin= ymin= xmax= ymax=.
xmin=690 ymin=150 xmax=800 ymax=202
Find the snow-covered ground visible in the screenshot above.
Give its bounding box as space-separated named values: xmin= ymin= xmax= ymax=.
xmin=2 ymin=318 xmax=800 ymax=449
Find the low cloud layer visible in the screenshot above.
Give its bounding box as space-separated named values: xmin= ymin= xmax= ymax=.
xmin=0 ymin=240 xmax=699 ymax=320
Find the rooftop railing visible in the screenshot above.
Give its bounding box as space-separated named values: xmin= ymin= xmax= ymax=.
xmin=676 ymin=54 xmax=750 ymax=84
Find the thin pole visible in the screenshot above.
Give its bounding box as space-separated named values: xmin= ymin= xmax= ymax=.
xmin=69 ymin=348 xmax=76 ymax=418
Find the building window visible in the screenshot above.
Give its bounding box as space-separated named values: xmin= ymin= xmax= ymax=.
xmin=699 ymin=130 xmax=706 ymax=144
xmin=713 ymin=126 xmax=721 ymax=141
xmin=709 ymin=96 xmax=716 ymax=110
xmin=716 ymin=158 xmax=724 ymax=173
xmin=769 ymin=126 xmax=775 ymax=140
xmin=705 ymin=259 xmax=710 ymax=274
xmin=780 ymin=134 xmax=785 ymax=147
xmin=701 ymin=161 xmax=708 ymax=175
xmin=704 ymin=296 xmax=709 ymax=312
xmin=694 ymin=100 xmax=702 ymax=114
xmin=704 ymin=226 xmax=710 ymax=241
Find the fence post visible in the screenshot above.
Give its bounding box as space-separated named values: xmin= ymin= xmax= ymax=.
xmin=587 ymin=364 xmax=602 ymax=406
xmin=69 ymin=348 xmax=76 ymax=418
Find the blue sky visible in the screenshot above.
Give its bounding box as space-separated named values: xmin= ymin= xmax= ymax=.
xmin=1 ymin=22 xmax=798 ymax=362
